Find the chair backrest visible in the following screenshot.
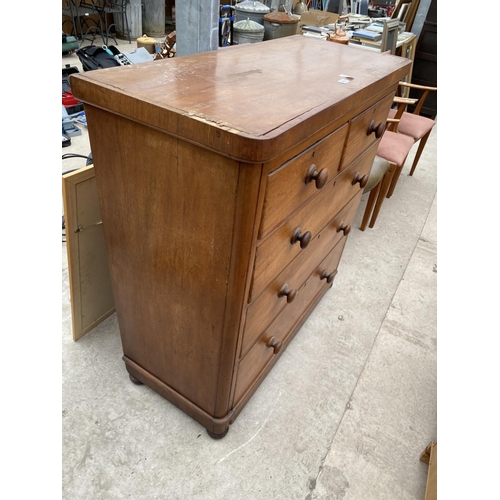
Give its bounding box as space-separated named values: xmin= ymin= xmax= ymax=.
xmin=397 ymin=82 xmax=437 ymax=116
xmin=380 ymin=18 xmax=399 ymax=54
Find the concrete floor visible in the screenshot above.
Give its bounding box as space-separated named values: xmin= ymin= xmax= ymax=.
xmin=62 ymin=39 xmax=437 ymax=500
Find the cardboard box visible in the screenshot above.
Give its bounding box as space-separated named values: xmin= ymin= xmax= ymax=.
xmin=297 ymin=9 xmax=339 ymax=27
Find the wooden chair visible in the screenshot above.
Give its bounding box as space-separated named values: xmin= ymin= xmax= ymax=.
xmin=387 ymin=81 xmax=437 ymax=188
xmin=360 ymin=97 xmax=417 ymax=229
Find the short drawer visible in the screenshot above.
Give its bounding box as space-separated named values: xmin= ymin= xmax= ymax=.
xmin=234 ymin=238 xmax=348 ymax=404
xmin=259 ymin=124 xmax=348 ymax=238
xmin=340 ymin=92 xmax=394 ymax=170
xmin=249 ymin=143 xmax=377 ymax=303
xmin=243 ymin=190 xmax=361 ymax=357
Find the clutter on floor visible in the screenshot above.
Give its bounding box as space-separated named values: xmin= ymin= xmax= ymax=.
xmin=62 ymin=39 xmax=162 ymax=146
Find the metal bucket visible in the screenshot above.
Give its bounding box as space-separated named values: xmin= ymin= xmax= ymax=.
xmin=234 ymin=1 xmax=270 ymax=25
xmin=263 ymin=19 xmax=299 ymax=40
xmin=262 ymin=8 xmax=299 ymax=40
xmin=235 ymin=10 xmax=266 ymax=25
xmin=233 ymin=19 xmax=265 ymax=44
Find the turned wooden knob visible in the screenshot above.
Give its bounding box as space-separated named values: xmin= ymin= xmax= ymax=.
xmin=321 ymin=269 xmax=338 ymax=284
xmin=305 ymin=164 xmax=329 ymax=189
xmin=337 ymin=221 xmax=351 ymax=236
xmin=266 ymin=336 xmax=283 ymax=354
xmin=291 ymin=227 xmax=312 ymax=249
xmin=367 ymin=120 xmax=385 ymax=138
xmin=278 ymin=284 xmax=297 ymax=303
xmin=352 ymin=172 xmax=369 ymax=189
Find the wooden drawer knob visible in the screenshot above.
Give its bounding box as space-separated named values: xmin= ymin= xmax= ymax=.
xmin=337 ymin=221 xmax=351 ymax=236
xmin=278 ymin=283 xmax=297 ymax=303
xmin=305 ymin=165 xmax=329 ymax=189
xmin=352 ymin=172 xmax=369 ymax=189
xmin=266 ymin=336 xmax=283 ymax=354
xmin=321 ymin=269 xmax=338 ymax=284
xmin=367 ymin=120 xmax=385 ymax=138
xmin=291 ymin=227 xmax=312 ymax=249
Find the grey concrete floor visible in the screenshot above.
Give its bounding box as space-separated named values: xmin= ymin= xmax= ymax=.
xmin=62 ymin=40 xmax=437 ymax=500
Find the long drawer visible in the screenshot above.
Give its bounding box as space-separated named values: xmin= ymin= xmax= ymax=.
xmin=259 ymin=124 xmax=349 ymax=238
xmin=242 ymin=191 xmax=362 ymax=358
xmin=249 ymin=142 xmax=377 ymax=303
xmin=234 ymin=237 xmax=348 ymax=404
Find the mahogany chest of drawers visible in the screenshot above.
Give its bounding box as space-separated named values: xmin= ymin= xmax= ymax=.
xmin=71 ymin=36 xmax=410 ymax=438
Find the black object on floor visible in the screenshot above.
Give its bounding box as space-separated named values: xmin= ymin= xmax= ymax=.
xmin=76 ymin=45 xmax=122 ymax=71
xmin=63 ymin=134 xmax=71 ymax=147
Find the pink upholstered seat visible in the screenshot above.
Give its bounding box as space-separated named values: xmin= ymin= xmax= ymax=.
xmin=377 ymin=130 xmax=415 ymax=167
xmin=387 ymin=81 xmax=437 ymax=177
xmin=388 ymin=108 xmax=435 ymax=140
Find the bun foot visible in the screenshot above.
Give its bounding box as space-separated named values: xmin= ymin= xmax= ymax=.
xmin=206 ymin=427 xmax=229 ymax=439
xmin=129 ymin=373 xmax=143 ymax=385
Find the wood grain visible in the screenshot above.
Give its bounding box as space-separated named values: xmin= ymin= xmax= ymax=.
xmin=250 ymin=143 xmax=377 ymax=302
xmin=85 ymin=105 xmax=239 ymax=415
xmin=259 ymin=123 xmax=349 ymax=237
xmin=70 ymin=36 xmax=411 ymax=163
xmin=71 ymin=37 xmax=411 ymax=436
xmin=235 ymin=236 xmax=348 ymax=404
xmin=340 ymin=92 xmax=396 ymax=168
xmin=243 ymin=191 xmax=362 ymax=358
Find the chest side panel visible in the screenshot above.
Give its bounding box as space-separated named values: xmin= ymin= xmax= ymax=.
xmin=85 ymin=105 xmax=240 ymax=415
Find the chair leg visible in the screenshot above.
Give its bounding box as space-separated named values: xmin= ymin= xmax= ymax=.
xmin=386 ymin=162 xmax=404 ymax=198
xmin=75 ymin=14 xmax=85 ymax=41
xmin=409 ymin=130 xmax=431 ymax=176
xmin=360 ymin=183 xmax=381 ymax=231
xmin=369 ymin=163 xmax=395 ymax=228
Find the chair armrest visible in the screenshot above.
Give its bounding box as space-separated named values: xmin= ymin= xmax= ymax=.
xmin=393 ymin=96 xmax=418 ymax=105
xmin=399 ymin=81 xmax=438 ymax=92
xmin=386 ymin=118 xmax=400 ymax=133
xmin=398 ymin=81 xmax=437 ymax=115
xmin=391 ymin=96 xmax=417 ymax=121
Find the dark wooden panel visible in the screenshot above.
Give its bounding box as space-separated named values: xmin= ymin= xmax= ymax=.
xmin=410 ymin=0 xmax=437 ymax=118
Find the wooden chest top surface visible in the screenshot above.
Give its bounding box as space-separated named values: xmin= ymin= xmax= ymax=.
xmin=71 ymin=36 xmax=410 ymax=161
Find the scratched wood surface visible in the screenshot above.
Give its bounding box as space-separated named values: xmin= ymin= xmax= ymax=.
xmin=70 ymin=38 xmax=411 ymax=436
xmin=70 ymin=36 xmax=411 ymax=162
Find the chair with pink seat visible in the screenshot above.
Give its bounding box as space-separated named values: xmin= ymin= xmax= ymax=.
xmin=359 ymin=97 xmax=417 ymax=230
xmin=385 ymin=81 xmax=437 ymax=197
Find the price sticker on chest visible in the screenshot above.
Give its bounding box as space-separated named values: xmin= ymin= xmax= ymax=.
xmin=338 ymin=74 xmax=354 ymax=84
